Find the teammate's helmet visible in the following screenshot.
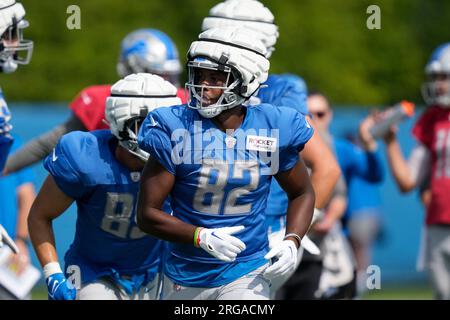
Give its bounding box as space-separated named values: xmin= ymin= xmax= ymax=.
xmin=117 ymin=29 xmax=182 ymax=87
xmin=0 ymin=0 xmax=33 ymax=74
xmin=422 ymin=42 xmax=450 ymax=108
xmin=186 ymin=27 xmax=270 ymax=118
xmin=106 ymin=73 xmax=181 ymax=161
xmin=201 ymin=0 xmax=278 ymax=58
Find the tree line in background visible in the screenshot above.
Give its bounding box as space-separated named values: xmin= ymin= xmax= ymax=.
xmin=1 ymin=0 xmax=449 ymax=106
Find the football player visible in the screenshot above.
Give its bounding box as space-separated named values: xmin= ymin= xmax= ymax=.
xmin=28 ymin=74 xmax=181 ymax=300
xmin=3 ymin=28 xmax=184 ymax=174
xmin=0 ymin=0 xmax=33 ymax=171
xmin=0 ymin=0 xmax=33 ymax=259
xmin=136 ymin=27 xmax=316 ymax=300
xmin=200 ymin=0 xmax=341 ymax=294
xmin=375 ymin=42 xmax=450 ymax=300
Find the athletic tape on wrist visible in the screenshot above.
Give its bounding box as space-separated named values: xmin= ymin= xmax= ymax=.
xmin=43 ymin=262 xmax=63 ymax=279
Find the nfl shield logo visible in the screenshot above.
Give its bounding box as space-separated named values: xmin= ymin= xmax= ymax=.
xmin=130 ymin=172 xmax=141 ymax=182
xmin=225 ymin=136 xmax=236 ymax=149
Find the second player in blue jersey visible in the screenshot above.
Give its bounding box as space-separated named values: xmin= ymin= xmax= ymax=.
xmin=28 ymin=74 xmax=181 ymax=300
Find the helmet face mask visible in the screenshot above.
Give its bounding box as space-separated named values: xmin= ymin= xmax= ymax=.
xmin=422 ymin=43 xmax=450 ymax=108
xmin=118 ymin=116 xmax=149 ymax=162
xmin=422 ymin=73 xmax=450 ymax=108
xmin=0 ymin=18 xmax=33 ymax=73
xmin=185 ymin=58 xmax=245 ymax=118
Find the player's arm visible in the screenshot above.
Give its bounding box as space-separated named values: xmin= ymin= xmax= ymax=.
xmin=276 ymin=158 xmax=316 ymax=245
xmin=28 ymin=175 xmax=71 ymax=267
xmin=3 ymin=115 xmax=86 ymax=175
xmin=313 ymin=176 xmax=347 ymax=233
xmin=136 ymin=158 xmax=195 ymax=244
xmin=9 ymin=182 xmax=36 ymax=274
xmin=28 ymin=174 xmax=76 ymax=300
xmin=384 ymin=130 xmax=430 ymax=193
xmin=137 ymin=157 xmax=246 ymax=262
xmin=302 ymin=115 xmax=341 ymax=209
xmin=264 ymin=158 xmax=315 ymax=278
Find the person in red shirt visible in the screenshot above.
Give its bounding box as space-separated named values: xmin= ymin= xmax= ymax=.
xmin=377 ymin=42 xmax=450 ymax=299
xmin=4 ymin=28 xmax=185 ymax=175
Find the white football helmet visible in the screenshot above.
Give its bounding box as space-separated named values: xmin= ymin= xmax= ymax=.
xmin=106 ymin=73 xmax=181 ymax=161
xmin=186 ymin=27 xmax=270 ymax=118
xmin=201 ymin=0 xmax=279 ymax=58
xmin=422 ymin=42 xmax=450 ymax=108
xmin=117 ymin=29 xmax=182 ymax=87
xmin=0 ymin=0 xmax=33 ymax=73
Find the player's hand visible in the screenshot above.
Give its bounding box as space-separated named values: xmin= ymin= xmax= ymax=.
xmin=196 ymin=226 xmax=246 ymax=262
xmin=263 ymin=239 xmax=298 ymax=279
xmin=0 ymin=224 xmax=19 ymax=254
xmin=382 ymin=125 xmax=398 ymax=144
xmin=313 ymin=215 xmax=335 ymax=235
xmin=359 ymin=114 xmax=378 ymax=152
xmin=46 ymin=273 xmax=76 ymax=300
xmin=8 ymin=239 xmax=30 ymax=275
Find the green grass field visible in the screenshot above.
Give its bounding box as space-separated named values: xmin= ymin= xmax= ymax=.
xmin=31 ymin=284 xmax=434 ymax=300
xmin=362 ymin=286 xmax=433 ymax=300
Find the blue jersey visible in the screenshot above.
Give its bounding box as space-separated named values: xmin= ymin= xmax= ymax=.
xmin=0 ymin=136 xmax=35 ymax=238
xmin=334 ymin=139 xmax=384 ymax=234
xmin=0 ymin=89 xmax=13 ymax=171
xmin=335 ymin=139 xmax=384 ymax=185
xmin=257 ymin=74 xmax=309 ymax=220
xmin=138 ymin=104 xmax=313 ymax=287
xmin=44 ymin=130 xmax=165 ymax=290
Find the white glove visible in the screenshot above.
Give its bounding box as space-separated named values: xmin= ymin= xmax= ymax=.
xmin=196 ymin=226 xmax=246 ymax=262
xmin=0 ymin=224 xmax=19 ymax=254
xmin=264 ymin=239 xmax=298 ymax=279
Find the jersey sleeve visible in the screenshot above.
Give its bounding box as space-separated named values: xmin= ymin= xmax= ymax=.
xmin=278 ymin=110 xmax=314 ymax=172
xmin=69 ymin=86 xmax=111 ymax=131
xmin=412 ymin=108 xmax=436 ymax=148
xmin=138 ymin=110 xmax=177 ymax=175
xmin=43 ymin=134 xmax=86 ymax=199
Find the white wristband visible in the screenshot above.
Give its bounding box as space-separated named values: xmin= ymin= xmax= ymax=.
xmin=43 ymin=262 xmax=63 ymax=279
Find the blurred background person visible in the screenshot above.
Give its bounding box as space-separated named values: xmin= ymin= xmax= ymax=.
xmin=375 ymin=42 xmax=450 ymax=300
xmin=279 ymin=91 xmax=384 ymax=299
xmin=3 ymin=28 xmax=184 ymax=175
xmin=0 ymin=136 xmax=36 ymax=300
xmin=341 ymin=131 xmax=385 ymax=297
